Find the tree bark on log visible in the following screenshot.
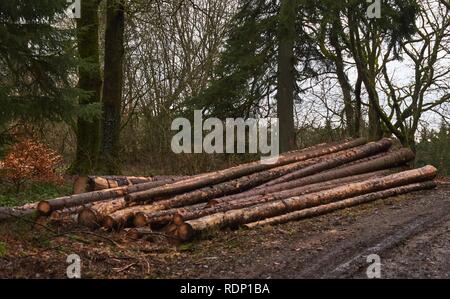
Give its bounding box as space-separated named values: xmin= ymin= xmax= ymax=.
xmin=244 ymin=181 xmax=437 ymax=228
xmin=37 ymin=175 xmax=188 ymax=215
xmin=176 ymin=166 xmax=437 ymax=241
xmin=78 ymin=197 xmax=127 ymax=229
xmin=133 ymin=169 xmax=393 ymax=228
xmin=73 ymin=175 xmax=189 ymax=194
xmin=124 ymin=138 xmax=367 ymax=203
xmin=222 ymin=148 xmax=413 ymax=202
xmin=261 ymin=138 xmax=392 ymax=186
xmin=49 ymin=205 xmax=87 ymax=222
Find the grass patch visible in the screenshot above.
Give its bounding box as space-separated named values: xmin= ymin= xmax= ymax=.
xmin=0 ymin=182 xmax=72 ymax=207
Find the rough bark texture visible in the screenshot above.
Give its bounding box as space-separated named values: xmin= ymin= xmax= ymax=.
xmin=37 ymin=176 xmax=189 ymax=215
xmin=71 ymin=0 xmax=102 ymax=174
xmin=261 ymin=138 xmax=392 ymax=186
xmin=277 ymin=0 xmax=297 ymax=152
xmin=98 ymin=0 xmax=125 ymax=174
xmin=74 ymin=175 xmax=189 ymax=193
xmin=125 ymin=138 xmax=367 ymax=203
xmin=178 ymin=166 xmax=437 ymax=241
xmin=78 ymin=197 xmax=126 ymax=229
xmin=244 ymin=181 xmax=437 ymax=228
xmin=259 ymin=148 xmax=415 ymax=189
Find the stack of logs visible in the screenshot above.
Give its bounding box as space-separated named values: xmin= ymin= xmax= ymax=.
xmin=30 ymin=138 xmax=437 ymax=242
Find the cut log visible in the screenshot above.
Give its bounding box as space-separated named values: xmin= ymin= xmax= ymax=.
xmin=49 ymin=205 xmax=86 ymax=222
xmin=0 ymin=206 xmax=36 ymax=221
xmin=124 ymin=138 xmax=367 ymax=203
xmin=176 ymin=165 xmax=437 ymax=241
xmin=244 ymin=181 xmax=437 ymax=228
xmin=220 ymin=148 xmax=414 ymax=202
xmin=78 ymin=197 xmax=127 ymax=229
xmin=261 ymin=138 xmax=392 ymax=186
xmin=37 ymin=175 xmax=188 ymax=215
xmin=134 ymin=169 xmax=394 ymax=228
xmin=262 ymin=148 xmax=415 ymax=188
xmin=73 ymin=175 xmax=189 ymax=194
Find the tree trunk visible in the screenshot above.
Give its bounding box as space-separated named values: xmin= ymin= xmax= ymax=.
xmin=244 ymin=181 xmax=436 ymax=228
xmin=71 ymin=0 xmax=102 ymax=174
xmin=369 ymin=104 xmax=383 ymax=141
xmin=277 ymin=0 xmax=297 ymax=153
xmin=176 ymin=166 xmax=436 ymax=241
xmin=98 ymin=0 xmax=125 ymax=174
xmin=330 ymin=22 xmax=356 ymax=137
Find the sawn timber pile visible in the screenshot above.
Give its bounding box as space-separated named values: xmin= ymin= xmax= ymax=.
xmin=21 ymin=138 xmax=437 ymax=243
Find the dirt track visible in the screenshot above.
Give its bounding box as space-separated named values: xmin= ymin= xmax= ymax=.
xmin=0 ymin=184 xmax=449 ymax=278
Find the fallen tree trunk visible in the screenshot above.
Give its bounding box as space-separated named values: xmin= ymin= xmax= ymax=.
xmin=251 ymin=148 xmax=415 ymax=196
xmin=133 ymin=169 xmax=394 ymax=228
xmin=176 ymin=165 xmax=437 ymax=241
xmin=0 ymin=206 xmax=36 ymax=221
xmin=261 ymin=138 xmax=392 ymax=187
xmin=74 ymin=175 xmax=190 ymax=193
xmin=78 ymin=197 xmax=127 ymax=229
xmin=37 ymin=175 xmax=189 ymax=215
xmin=224 ymin=148 xmax=414 ymax=201
xmin=124 ymin=138 xmax=367 ymax=203
xmin=49 ymin=205 xmax=87 ymax=222
xmin=244 ymin=181 xmax=437 ymax=228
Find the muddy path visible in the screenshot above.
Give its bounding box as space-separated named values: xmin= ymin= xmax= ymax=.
xmin=0 ymin=184 xmax=449 ymax=279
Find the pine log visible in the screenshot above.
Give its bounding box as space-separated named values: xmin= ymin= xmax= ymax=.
xmin=260 ymin=138 xmax=392 ymax=187
xmin=78 ymin=197 xmax=127 ymax=229
xmin=220 ymin=148 xmax=413 ymax=202
xmin=136 ymin=169 xmax=394 ymax=228
xmin=176 ymin=165 xmax=437 ymax=241
xmin=262 ymin=148 xmax=415 ymax=188
xmin=244 ymin=181 xmax=437 ymax=228
xmin=124 ymin=138 xmax=367 ymax=204
xmin=37 ymin=175 xmax=189 ymax=215
xmin=0 ymin=206 xmax=36 ymax=221
xmin=49 ymin=205 xmax=87 ymax=222
xmin=86 ymin=175 xmax=190 ymax=192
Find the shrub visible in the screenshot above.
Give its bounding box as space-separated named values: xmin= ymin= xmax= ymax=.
xmin=0 ymin=139 xmax=63 ymax=192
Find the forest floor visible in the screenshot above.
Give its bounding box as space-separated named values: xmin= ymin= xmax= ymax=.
xmin=0 ymin=183 xmax=449 ymax=279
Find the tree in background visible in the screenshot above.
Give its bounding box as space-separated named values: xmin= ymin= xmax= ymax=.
xmin=71 ymin=0 xmax=103 ymax=174
xmin=98 ymin=0 xmax=125 ymax=174
xmin=192 ymin=0 xmax=326 ymax=153
xmin=0 ymin=0 xmax=81 ymax=154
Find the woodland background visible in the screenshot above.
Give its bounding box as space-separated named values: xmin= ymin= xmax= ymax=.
xmin=0 ymin=0 xmax=449 ymax=205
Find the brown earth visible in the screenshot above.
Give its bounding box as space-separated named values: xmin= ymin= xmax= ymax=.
xmin=0 ymin=184 xmax=449 ymax=279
